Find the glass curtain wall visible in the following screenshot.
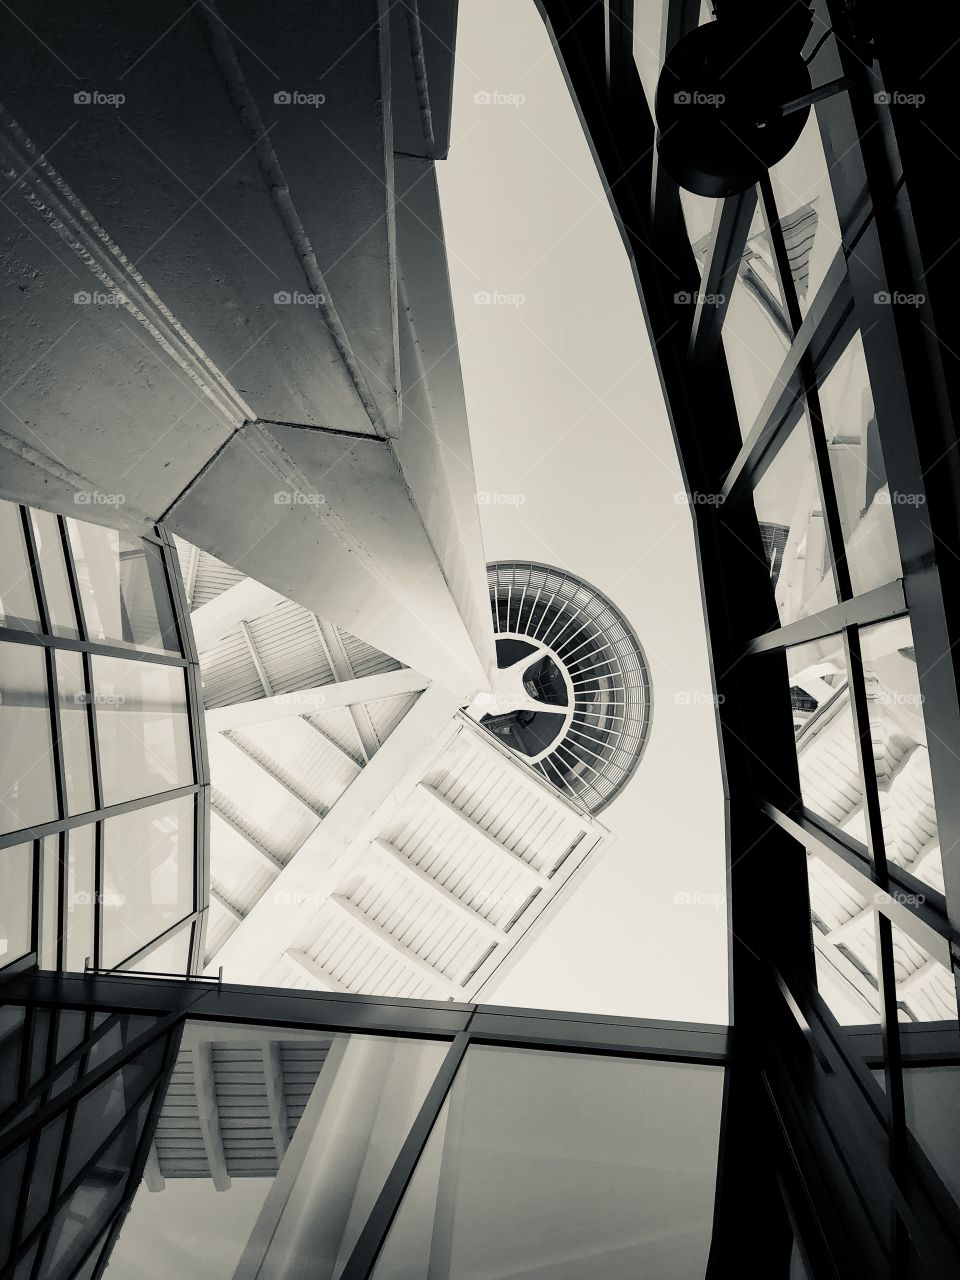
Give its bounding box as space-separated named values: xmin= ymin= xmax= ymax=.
xmin=0 ymin=503 xmax=208 ymax=976
xmin=0 ymin=975 xmax=730 ymax=1280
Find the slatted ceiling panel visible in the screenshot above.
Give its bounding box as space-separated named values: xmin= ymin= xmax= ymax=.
xmin=209 ymin=735 xmax=318 ymax=859
xmin=173 ymin=534 xmax=194 ymax=585
xmin=303 ymin=709 xmax=365 ymax=766
xmin=336 ymin=626 xmax=402 ymax=678
xmin=200 ymin=631 xmax=264 ymax=708
xmin=385 ymin=811 xmax=530 ymax=931
xmin=247 ymin=602 xmax=335 ymax=694
xmin=430 ymin=771 xmax=551 ymax=877
xmin=232 ymin=719 xmax=358 ymax=814
xmin=339 ymin=869 xmax=481 ymax=983
xmin=204 ymin=902 xmax=239 ymax=964
xmin=191 ymin=549 xmax=246 ymax=609
xmin=363 ymin=692 xmax=419 ymax=743
xmin=808 ymin=855 xmax=867 ymax=933
xmin=207 ymin=813 xmax=277 ymax=902
xmin=798 ymin=705 xmax=864 ymax=827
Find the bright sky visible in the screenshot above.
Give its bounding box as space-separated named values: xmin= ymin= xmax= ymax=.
xmin=435 ymin=0 xmax=729 ymax=1024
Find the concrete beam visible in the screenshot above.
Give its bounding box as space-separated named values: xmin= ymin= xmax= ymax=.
xmin=192 ymin=578 xmax=286 ymax=653
xmin=263 ymin=1042 xmax=290 ymax=1163
xmin=0 ymin=3 xmax=495 ymax=697
xmin=203 ymin=668 xmax=429 ymax=733
xmin=194 ymin=1040 xmax=231 ymax=1192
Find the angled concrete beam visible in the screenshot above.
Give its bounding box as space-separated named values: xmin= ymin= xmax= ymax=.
xmin=143 ymin=1139 xmax=165 ymax=1193
xmin=192 ymin=578 xmax=287 ymax=653
xmin=263 ymin=1042 xmax=290 ymax=1163
xmin=205 ymin=684 xmax=463 ymax=982
xmin=194 ymin=1041 xmax=231 ymax=1192
xmin=203 ymin=668 xmax=429 ymax=733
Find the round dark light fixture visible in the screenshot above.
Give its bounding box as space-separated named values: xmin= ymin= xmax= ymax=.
xmin=469 ymin=562 xmax=652 ymax=813
xmin=655 ymin=21 xmax=811 ymax=197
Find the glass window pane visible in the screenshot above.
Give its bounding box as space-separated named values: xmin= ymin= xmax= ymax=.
xmin=104 ymin=1029 xmax=448 ymax=1280
xmin=65 ymin=824 xmax=96 ymax=972
xmin=816 ymin=332 xmax=902 ymax=596
xmin=91 ymin=657 xmax=192 ymax=808
xmin=0 ymin=501 xmax=40 ymax=633
xmin=753 ymin=418 xmax=837 ymax=628
xmin=121 ymin=922 xmax=192 ymax=976
xmin=721 ymin=198 xmax=794 ymax=439
xmin=101 ymin=795 xmax=195 ymax=968
xmin=373 ymin=1046 xmax=724 ymax=1280
xmin=54 ymin=651 xmax=95 ymax=817
xmin=0 ymin=641 xmax=57 ymax=836
xmin=891 ymin=921 xmax=960 ymax=1204
xmin=66 ymin=520 xmax=180 ymax=654
xmin=0 ymin=841 xmax=33 ymax=967
xmin=788 ymin=635 xmax=865 ymax=834
xmin=767 ymin=110 xmax=843 ymax=316
xmin=29 ymin=510 xmax=79 ymax=639
xmin=39 ymin=834 xmax=61 ymax=969
xmin=859 ymin=618 xmax=940 ymax=893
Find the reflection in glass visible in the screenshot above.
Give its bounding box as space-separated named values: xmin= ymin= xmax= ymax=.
xmin=753 ymin=418 xmax=836 ymax=627
xmin=101 ymin=796 xmax=194 ymax=968
xmin=67 ymin=520 xmax=180 ymax=654
xmin=817 ymin=332 xmax=902 ymax=596
xmin=121 ymin=921 xmax=192 ymax=975
xmin=91 ymin=656 xmax=192 ymax=808
xmin=720 ymin=197 xmax=794 ymax=438
xmin=809 ymin=858 xmax=882 ymax=1030
xmin=859 ymin=618 xmax=940 ymax=892
xmin=767 ymin=110 xmax=843 ymax=315
xmin=373 ymin=1046 xmax=723 ymax=1280
xmin=0 ymin=641 xmax=57 ymax=835
xmin=54 ymin=650 xmax=95 ymax=816
xmin=0 ymin=500 xmax=40 ymax=632
xmin=30 ymin=509 xmax=79 ymax=639
xmin=0 ymin=841 xmax=33 ymax=965
xmin=105 ymin=1029 xmax=447 ymax=1280
xmin=65 ymin=824 xmax=96 ymax=972
xmin=788 ymin=635 xmax=864 ymax=834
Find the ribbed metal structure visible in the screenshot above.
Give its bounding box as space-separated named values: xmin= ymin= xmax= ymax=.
xmin=485 ymin=561 xmax=652 ymax=812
